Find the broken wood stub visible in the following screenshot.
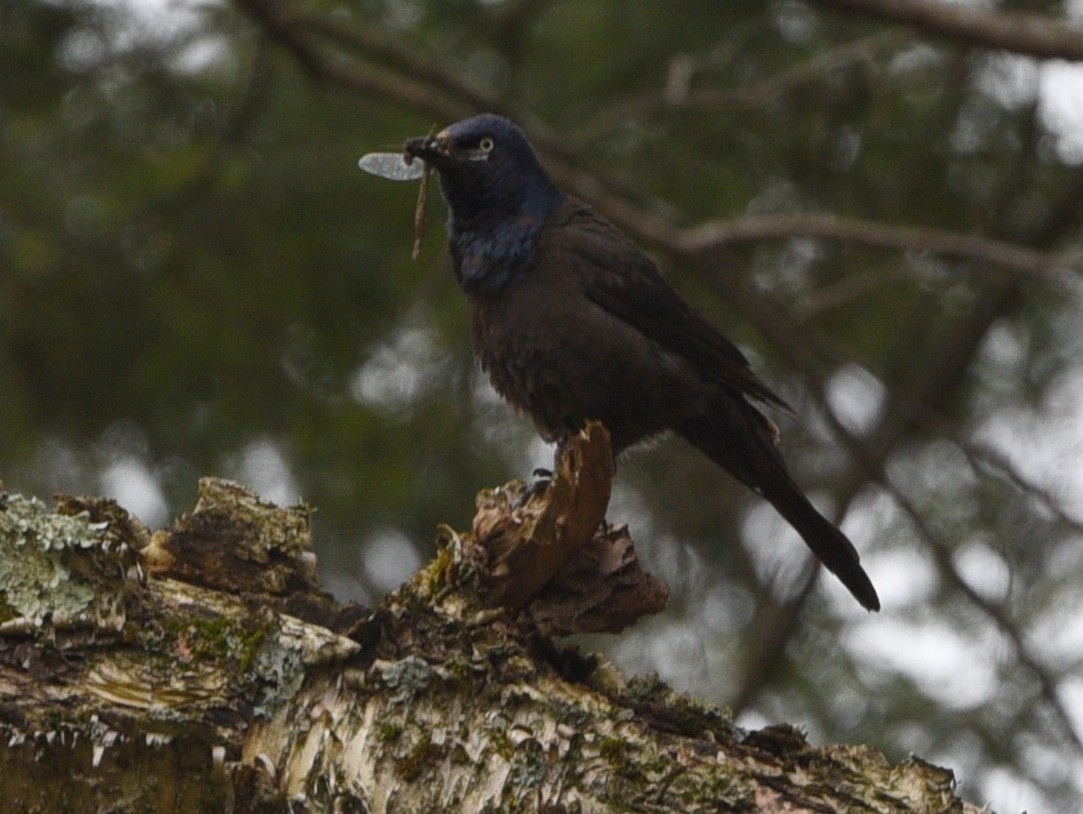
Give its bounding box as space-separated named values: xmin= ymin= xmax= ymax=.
xmin=142 ymin=478 xmax=321 ymax=597
xmin=527 ymin=521 xmax=670 ymax=636
xmin=469 ymin=421 xmax=669 ymax=633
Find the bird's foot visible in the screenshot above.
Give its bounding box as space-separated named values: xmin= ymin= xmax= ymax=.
xmin=514 ymin=468 xmax=553 ymax=508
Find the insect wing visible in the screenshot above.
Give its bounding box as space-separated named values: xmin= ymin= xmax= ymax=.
xmin=357 ymin=152 xmax=426 ymax=181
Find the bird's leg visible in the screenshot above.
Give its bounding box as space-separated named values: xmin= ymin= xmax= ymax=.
xmin=514 ymin=437 xmax=571 ymax=508
xmin=515 ymin=469 xmax=551 ymax=508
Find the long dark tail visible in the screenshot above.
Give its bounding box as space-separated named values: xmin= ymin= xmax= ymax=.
xmin=678 ymin=396 xmax=880 ymax=611
xmin=762 ymin=475 xmax=880 ymax=611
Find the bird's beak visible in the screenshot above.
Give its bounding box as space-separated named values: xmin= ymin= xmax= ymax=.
xmin=404 ymin=130 xmax=454 ymax=168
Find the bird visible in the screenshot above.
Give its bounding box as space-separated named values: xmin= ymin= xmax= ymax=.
xmin=403 ymin=113 xmax=879 ymax=611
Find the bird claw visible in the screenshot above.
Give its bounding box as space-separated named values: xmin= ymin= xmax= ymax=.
xmin=515 ymin=469 xmax=553 ymax=508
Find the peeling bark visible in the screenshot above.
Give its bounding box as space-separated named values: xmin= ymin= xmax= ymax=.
xmin=0 ymin=431 xmax=986 ymax=813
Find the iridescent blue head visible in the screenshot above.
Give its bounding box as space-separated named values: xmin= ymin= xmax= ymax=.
xmin=405 ymin=114 xmax=565 ymax=294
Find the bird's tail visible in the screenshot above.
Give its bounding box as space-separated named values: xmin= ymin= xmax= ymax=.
xmin=761 ymin=476 xmax=880 ymax=611
xmin=678 ymin=397 xmax=880 ymax=611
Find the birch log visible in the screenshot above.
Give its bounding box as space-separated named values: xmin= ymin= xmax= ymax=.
xmin=0 ymin=429 xmax=984 ymax=813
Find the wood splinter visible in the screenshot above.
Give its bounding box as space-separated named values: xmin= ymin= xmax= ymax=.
xmin=470 ymin=421 xmax=669 ymax=634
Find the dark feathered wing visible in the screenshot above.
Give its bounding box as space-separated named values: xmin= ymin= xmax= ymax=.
xmin=558 ymin=200 xmax=790 ymax=411
xmin=549 ymin=200 xmax=880 ymax=611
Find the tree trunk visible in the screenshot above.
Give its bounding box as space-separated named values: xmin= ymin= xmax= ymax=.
xmin=0 ymin=431 xmax=983 ymax=813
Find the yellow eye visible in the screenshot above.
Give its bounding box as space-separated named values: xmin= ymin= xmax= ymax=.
xmin=479 ymin=137 xmax=495 ymax=152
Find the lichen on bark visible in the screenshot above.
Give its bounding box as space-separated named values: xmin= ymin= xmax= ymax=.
xmin=0 ymin=458 xmax=985 ymax=813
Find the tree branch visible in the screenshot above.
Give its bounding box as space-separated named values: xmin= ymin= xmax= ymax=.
xmin=232 ymin=0 xmax=476 ymax=121
xmin=280 ymin=9 xmax=497 ymax=115
xmin=747 ymin=291 xmax=1083 ymax=756
xmin=862 ymin=456 xmax=1083 ymax=757
xmin=676 ymin=212 xmax=1083 ymax=282
xmin=573 ymin=32 xmax=904 ymax=144
xmin=233 ymin=0 xmax=1083 ymax=288
xmin=811 ymin=0 xmax=1083 ymax=61
xmin=0 ymin=479 xmax=985 ymax=813
xmin=720 ymin=274 xmax=1083 ymax=756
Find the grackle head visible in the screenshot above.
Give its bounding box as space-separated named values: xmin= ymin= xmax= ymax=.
xmin=405 ymin=114 xmax=563 ymax=226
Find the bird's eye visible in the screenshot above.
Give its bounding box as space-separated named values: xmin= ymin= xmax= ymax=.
xmin=479 ymin=137 xmax=495 ymax=152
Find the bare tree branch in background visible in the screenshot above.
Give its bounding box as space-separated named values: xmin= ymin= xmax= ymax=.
xmin=729 ymin=272 xmax=1083 ymax=755
xmin=676 ymin=213 xmax=1083 ymax=283
xmin=852 ymin=436 xmax=1083 ymax=756
xmin=720 ymin=98 xmax=1083 ymax=716
xmin=573 ymin=32 xmax=905 ymax=143
xmin=234 ymin=0 xmax=1083 ymax=289
xmin=812 ymin=0 xmax=1083 ymax=61
xmin=279 ymin=9 xmax=497 ymax=114
xmin=232 ymin=0 xmax=476 ymax=120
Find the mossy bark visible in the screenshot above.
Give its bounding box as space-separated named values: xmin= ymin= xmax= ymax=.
xmin=0 ymin=451 xmax=985 ymax=813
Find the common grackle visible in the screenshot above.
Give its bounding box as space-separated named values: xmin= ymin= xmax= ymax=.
xmin=404 ymin=113 xmax=879 ymax=611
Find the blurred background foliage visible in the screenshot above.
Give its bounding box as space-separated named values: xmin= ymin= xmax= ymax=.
xmin=3 ymin=0 xmax=1083 ymax=809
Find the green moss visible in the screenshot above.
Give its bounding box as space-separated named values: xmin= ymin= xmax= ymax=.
xmin=623 ymin=673 xmax=734 ymax=740
xmin=394 ymin=733 xmax=446 ymax=782
xmin=543 ymin=697 xmax=595 ymax=730
xmin=143 ymin=604 xmax=283 ymax=715
xmin=421 ymin=532 xmax=456 ymax=597
xmin=407 ymin=523 xmax=489 ymax=610
xmin=612 ymin=753 xmax=652 ymax=785
xmin=666 ymin=694 xmax=732 ymax=737
xmin=157 ymin=611 xmax=272 ymax=675
xmin=597 ymin=736 xmax=628 ymax=763
xmin=671 ymin=769 xmax=750 ymax=808
xmin=236 ymin=624 xmax=269 ymax=673
xmin=378 ymin=721 xmax=404 ymax=742
xmin=448 ymin=743 xmax=472 ymax=765
xmin=442 ymin=653 xmax=474 ymax=682
xmin=184 ymin=616 xmax=238 ymax=660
